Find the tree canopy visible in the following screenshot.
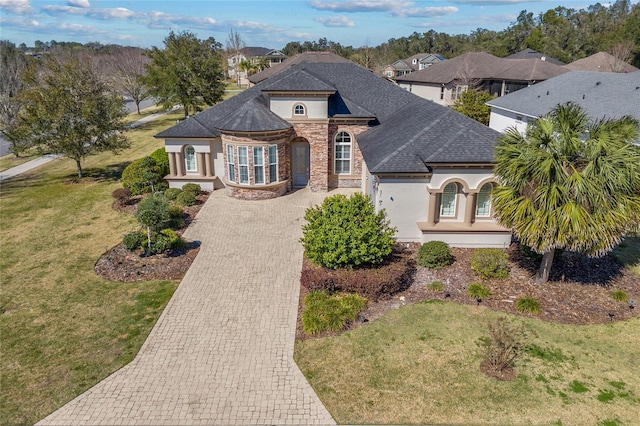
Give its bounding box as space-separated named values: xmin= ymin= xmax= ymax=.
xmin=452 ymin=90 xmax=494 ymax=125
xmin=4 ymin=56 xmax=129 ymax=177
xmin=144 ymin=31 xmax=225 ymax=117
xmin=492 ymin=103 xmax=640 ymax=284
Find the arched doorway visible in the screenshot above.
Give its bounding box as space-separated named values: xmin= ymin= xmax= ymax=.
xmin=291 ymin=139 xmax=310 ymax=187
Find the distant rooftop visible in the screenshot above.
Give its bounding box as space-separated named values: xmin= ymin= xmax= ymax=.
xmin=506 ymin=48 xmax=564 ymax=66
xmin=249 ymin=52 xmax=352 ymax=84
xmin=564 ymin=52 xmax=638 ymax=73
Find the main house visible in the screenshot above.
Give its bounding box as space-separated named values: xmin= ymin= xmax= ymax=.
xmin=156 ymin=57 xmax=511 ymax=248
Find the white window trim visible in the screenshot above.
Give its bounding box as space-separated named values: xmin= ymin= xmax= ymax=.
xmin=227 ymin=144 xmax=235 ymax=183
xmin=185 ymin=145 xmax=197 ymax=172
xmin=476 ymin=183 xmax=493 ymax=217
xmin=253 ymin=146 xmax=265 ymax=185
xmin=293 ymin=103 xmax=306 ymax=117
xmin=440 ymin=183 xmax=458 ymax=217
xmin=238 ymin=146 xmax=249 ymax=184
xmin=268 ymin=145 xmax=278 ymax=184
xmin=334 ymin=131 xmax=352 ymax=175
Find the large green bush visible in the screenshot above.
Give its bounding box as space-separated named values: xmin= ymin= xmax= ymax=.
xmin=149 ymin=148 xmax=170 ymax=177
xmin=471 ymin=248 xmax=510 ymax=279
xmin=301 ymin=193 xmax=396 ymax=269
xmin=176 ymin=190 xmax=197 ymax=207
xmin=121 ymin=155 xmax=166 ymax=195
xmin=417 ymin=241 xmax=453 ymax=269
xmin=181 ymin=183 xmax=201 ymax=196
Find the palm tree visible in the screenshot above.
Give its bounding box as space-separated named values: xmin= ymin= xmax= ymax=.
xmin=493 ymin=103 xmax=640 ymax=284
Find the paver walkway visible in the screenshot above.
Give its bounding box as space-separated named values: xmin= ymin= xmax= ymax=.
xmin=38 ymin=188 xmax=339 ymax=425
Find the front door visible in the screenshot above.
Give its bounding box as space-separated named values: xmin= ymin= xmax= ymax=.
xmin=292 ymin=141 xmax=310 ymax=187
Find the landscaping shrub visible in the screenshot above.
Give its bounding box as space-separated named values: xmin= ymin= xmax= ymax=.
xmin=417 ymin=241 xmax=453 ymax=269
xmin=427 ymin=280 xmax=444 ymax=291
xmin=300 ymin=248 xmax=416 ymax=301
xmin=167 ymin=205 xmax=185 ymax=229
xmin=149 ymin=232 xmax=172 ymax=254
xmin=122 ymin=155 xmax=166 ymax=195
xmin=515 ymin=296 xmax=541 ymax=315
xmin=123 ymin=231 xmax=146 ymax=251
xmin=111 ymin=187 xmax=132 ymax=206
xmin=301 ymin=290 xmax=367 ymax=335
xmin=468 ymin=282 xmax=491 ymax=299
xmin=176 ymin=190 xmax=197 ymax=207
xmin=163 ymin=188 xmax=182 ymax=201
xmin=301 ymin=193 xmax=396 ymax=269
xmin=181 ymin=183 xmax=202 ymax=196
xmin=471 ymin=248 xmax=509 ymax=279
xmin=477 ymin=317 xmax=535 ymax=380
xmin=149 ymin=148 xmax=170 ymax=177
xmin=610 ymin=289 xmax=629 ymax=302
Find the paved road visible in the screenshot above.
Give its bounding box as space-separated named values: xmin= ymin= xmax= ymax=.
xmin=125 ymin=98 xmax=156 ymax=114
xmin=37 ymin=188 xmax=338 ymax=425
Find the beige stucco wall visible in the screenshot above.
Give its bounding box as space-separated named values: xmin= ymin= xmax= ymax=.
xmin=270 ymin=97 xmax=328 ymax=120
xmin=421 ymin=232 xmax=511 ymax=248
xmin=376 ymin=177 xmax=430 ymax=241
xmin=397 ymin=82 xmax=446 ymax=106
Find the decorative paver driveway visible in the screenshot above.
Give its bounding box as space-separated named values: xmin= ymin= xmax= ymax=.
xmin=38 ymin=188 xmax=340 ymax=425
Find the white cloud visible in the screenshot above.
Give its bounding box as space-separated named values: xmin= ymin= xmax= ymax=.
xmin=392 ymin=6 xmax=459 ymax=17
xmin=67 ymin=0 xmax=90 ymax=8
xmin=449 ymin=0 xmax=543 ymax=5
xmin=309 ymin=0 xmax=412 ymax=13
xmin=315 ymin=15 xmax=356 ymax=27
xmin=0 ymin=0 xmax=35 ymax=15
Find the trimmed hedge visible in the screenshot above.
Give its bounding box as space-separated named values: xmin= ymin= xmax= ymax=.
xmin=417 ymin=241 xmax=453 ymax=269
xmin=163 ymin=188 xmax=182 ymax=201
xmin=176 ymin=190 xmax=197 ymax=207
xmin=471 ymin=248 xmax=510 ymax=279
xmin=181 ymin=183 xmax=201 ymax=196
xmin=149 ymin=148 xmax=170 ymax=177
xmin=300 ymin=247 xmax=415 ymax=301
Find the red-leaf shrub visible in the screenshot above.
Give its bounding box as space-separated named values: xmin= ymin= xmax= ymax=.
xmin=301 ymin=245 xmax=416 ymax=301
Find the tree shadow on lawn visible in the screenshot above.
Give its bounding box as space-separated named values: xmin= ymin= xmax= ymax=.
xmin=511 ymin=245 xmax=625 ymax=286
xmin=65 ymin=161 xmax=131 ymax=184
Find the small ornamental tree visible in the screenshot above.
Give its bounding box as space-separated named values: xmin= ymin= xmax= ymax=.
xmin=135 ymin=194 xmax=170 ymax=254
xmin=301 ymin=193 xmax=396 ymax=269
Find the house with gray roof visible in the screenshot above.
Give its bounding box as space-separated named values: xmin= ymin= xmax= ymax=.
xmin=396 ymin=52 xmax=568 ymax=106
xmin=487 ymin=71 xmax=640 ymax=140
xmin=564 ymin=52 xmax=638 ymax=73
xmin=382 ymin=53 xmax=445 ymax=78
xmin=156 ymin=60 xmax=511 ymax=247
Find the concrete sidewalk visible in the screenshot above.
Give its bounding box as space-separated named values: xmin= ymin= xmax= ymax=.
xmin=37 ymin=189 xmax=337 ymax=425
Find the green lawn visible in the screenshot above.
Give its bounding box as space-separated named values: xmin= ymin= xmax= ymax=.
xmin=614 ymin=234 xmax=640 ymax=276
xmin=0 ymin=110 xmax=184 ymax=425
xmin=0 ymin=151 xmax=39 ymax=172
xmin=295 ymin=301 xmax=640 ymax=425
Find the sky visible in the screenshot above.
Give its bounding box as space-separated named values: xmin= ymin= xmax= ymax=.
xmin=0 ymin=0 xmax=635 ymax=50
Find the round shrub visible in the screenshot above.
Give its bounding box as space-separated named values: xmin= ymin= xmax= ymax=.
xmin=515 ymin=296 xmax=541 ymax=315
xmin=136 ymin=195 xmax=171 ymax=232
xmin=123 ymin=231 xmax=146 ymax=251
xmin=149 ymin=232 xmax=171 ymax=254
xmin=149 ymin=148 xmax=170 ymax=177
xmin=417 ymin=241 xmax=453 ymax=269
xmin=468 ymin=282 xmax=491 ymax=299
xmin=301 ymin=193 xmax=396 ymax=269
xmin=181 ymin=183 xmax=202 ymax=196
xmin=471 ymin=248 xmax=509 ymax=279
xmin=122 ymin=156 xmax=166 ymax=195
xmin=112 ymin=187 xmax=132 ymax=205
xmin=176 ymin=190 xmax=197 ymax=207
xmin=160 ymin=228 xmax=186 ymax=251
xmin=164 ymin=188 xmax=182 ymax=201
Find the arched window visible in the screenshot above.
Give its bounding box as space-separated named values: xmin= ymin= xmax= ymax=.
xmin=293 ymin=104 xmax=306 ymax=116
xmin=440 ymin=183 xmax=458 ymax=217
xmin=476 ymin=183 xmax=493 ymax=217
xmin=185 ymin=145 xmax=197 ymax=172
xmin=334 ymin=131 xmax=352 ymax=175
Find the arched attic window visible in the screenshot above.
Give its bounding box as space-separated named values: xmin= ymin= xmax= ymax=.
xmin=293 ymin=104 xmax=306 ymax=116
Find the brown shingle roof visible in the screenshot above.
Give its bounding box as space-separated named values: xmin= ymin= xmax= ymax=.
xmin=564 ymin=52 xmax=638 ymax=73
xmin=396 ymin=52 xmax=567 ymax=84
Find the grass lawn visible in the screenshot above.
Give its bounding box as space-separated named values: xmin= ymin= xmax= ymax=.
xmin=613 ymin=235 xmax=640 ymax=276
xmin=0 ymin=110 xmax=184 ymax=425
xmin=0 ymin=151 xmax=40 ymax=172
xmin=295 ymin=301 xmax=640 ymax=425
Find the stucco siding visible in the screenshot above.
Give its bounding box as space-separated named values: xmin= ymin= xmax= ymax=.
xmin=270 ymin=97 xmax=328 ymax=120
xmin=422 ymin=232 xmax=511 ymax=248
xmin=397 ymin=82 xmax=445 ymax=105
xmin=376 ymin=178 xmax=430 ymax=241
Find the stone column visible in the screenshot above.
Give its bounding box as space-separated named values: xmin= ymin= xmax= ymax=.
xmin=168 ymin=152 xmax=177 ymax=177
xmin=427 ymin=192 xmax=438 ymax=225
xmin=465 ymin=192 xmax=477 ymax=227
xmin=197 ymin=153 xmax=205 ymax=177
xmin=176 ymin=152 xmax=185 ymax=176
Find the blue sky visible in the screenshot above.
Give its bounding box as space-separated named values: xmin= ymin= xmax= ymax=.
xmin=0 ymin=1 xmax=631 ymax=49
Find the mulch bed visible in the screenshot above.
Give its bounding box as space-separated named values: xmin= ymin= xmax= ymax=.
xmin=94 ymin=192 xmax=209 ymax=283
xmin=296 ymin=243 xmax=639 ymax=339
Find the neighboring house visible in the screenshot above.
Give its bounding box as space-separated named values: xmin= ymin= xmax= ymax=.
xmin=155 ymin=59 xmax=511 ymax=247
xmin=228 ymin=47 xmax=287 ymax=85
xmin=487 ymin=70 xmax=640 ymax=139
xmin=505 ymin=48 xmax=565 ymax=65
xmin=396 ymin=52 xmax=568 ymax=106
xmin=564 ymin=52 xmax=638 ymax=73
xmin=382 ymin=53 xmax=445 ymax=78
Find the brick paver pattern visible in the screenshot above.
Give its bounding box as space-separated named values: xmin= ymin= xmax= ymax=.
xmin=38 ymin=189 xmax=338 ymax=425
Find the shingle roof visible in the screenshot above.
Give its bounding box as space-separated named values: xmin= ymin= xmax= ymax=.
xmin=249 ymin=52 xmax=352 ymax=84
xmin=157 ymin=61 xmax=502 ymax=171
xmin=261 ymin=68 xmax=337 ymax=92
xmin=396 ymin=52 xmax=567 ymax=84
xmin=358 ymin=100 xmax=501 ymax=173
xmin=487 ymin=71 xmax=640 ymax=121
xmin=506 ymin=48 xmax=565 ymax=65
xmin=564 ymin=52 xmax=638 ymax=73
